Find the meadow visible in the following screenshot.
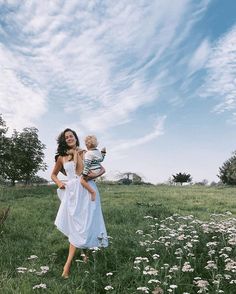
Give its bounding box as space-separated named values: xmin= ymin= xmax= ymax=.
xmin=0 ymin=184 xmax=236 ymax=294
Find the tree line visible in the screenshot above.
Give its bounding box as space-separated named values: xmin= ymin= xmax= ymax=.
xmin=0 ymin=115 xmax=47 ymax=186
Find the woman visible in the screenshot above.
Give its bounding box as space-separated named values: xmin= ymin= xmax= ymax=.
xmin=51 ymin=128 xmax=108 ymax=278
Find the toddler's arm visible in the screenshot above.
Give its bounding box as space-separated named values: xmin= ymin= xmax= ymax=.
xmin=99 ymin=147 xmax=106 ymax=162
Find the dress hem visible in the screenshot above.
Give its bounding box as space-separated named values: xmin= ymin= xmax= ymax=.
xmin=55 ymin=224 xmax=108 ymax=249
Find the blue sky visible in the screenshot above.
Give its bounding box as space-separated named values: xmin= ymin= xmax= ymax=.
xmin=0 ymin=0 xmax=235 ymax=184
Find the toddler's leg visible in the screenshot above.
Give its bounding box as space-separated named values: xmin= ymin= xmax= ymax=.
xmin=80 ymin=177 xmax=96 ymax=201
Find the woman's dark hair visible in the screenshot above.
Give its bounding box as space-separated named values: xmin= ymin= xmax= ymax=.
xmin=55 ymin=128 xmax=80 ymax=171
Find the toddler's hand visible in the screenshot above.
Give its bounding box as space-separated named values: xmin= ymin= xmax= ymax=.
xmin=101 ymin=147 xmax=106 ymax=154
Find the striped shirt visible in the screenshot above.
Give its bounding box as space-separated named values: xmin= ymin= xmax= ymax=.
xmin=82 ymin=148 xmax=105 ymax=176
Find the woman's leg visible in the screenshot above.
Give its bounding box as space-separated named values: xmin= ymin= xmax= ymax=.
xmin=62 ymin=243 xmax=77 ymax=278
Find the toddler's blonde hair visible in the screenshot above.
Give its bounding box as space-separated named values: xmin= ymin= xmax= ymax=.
xmin=85 ymin=135 xmax=98 ymax=149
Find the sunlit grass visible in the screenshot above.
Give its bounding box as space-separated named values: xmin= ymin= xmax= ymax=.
xmin=0 ymin=184 xmax=236 ymax=293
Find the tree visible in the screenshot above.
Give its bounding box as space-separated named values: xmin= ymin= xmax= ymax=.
xmin=132 ymin=173 xmax=142 ymax=185
xmin=172 ymin=172 xmax=192 ymax=185
xmin=15 ymin=127 xmax=47 ymax=185
xmin=0 ymin=114 xmax=8 ymax=137
xmin=116 ymin=172 xmax=143 ymax=185
xmin=218 ymin=151 xmax=236 ymax=185
xmin=0 ymin=118 xmax=47 ymax=185
xmin=194 ymin=179 xmax=208 ymax=186
xmin=29 ymin=175 xmax=48 ymax=185
xmin=0 ymin=115 xmax=10 ymax=184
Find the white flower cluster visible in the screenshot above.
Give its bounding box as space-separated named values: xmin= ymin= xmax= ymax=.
xmin=137 ymin=286 xmax=150 ymax=293
xmin=32 ymin=283 xmax=47 ymax=290
xmin=134 ymin=211 xmax=236 ymax=293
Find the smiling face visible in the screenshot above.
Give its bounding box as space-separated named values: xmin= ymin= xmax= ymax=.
xmin=65 ymin=131 xmax=77 ymax=149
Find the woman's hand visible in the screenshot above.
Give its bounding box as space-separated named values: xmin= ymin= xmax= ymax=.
xmin=58 ymin=181 xmax=66 ymax=189
xmin=87 ymin=166 xmax=106 ymax=179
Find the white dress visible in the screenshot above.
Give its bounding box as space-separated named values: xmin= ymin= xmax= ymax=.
xmin=54 ymin=160 xmax=108 ymax=249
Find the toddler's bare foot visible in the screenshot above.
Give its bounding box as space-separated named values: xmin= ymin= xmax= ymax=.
xmin=91 ymin=190 xmax=96 ymax=201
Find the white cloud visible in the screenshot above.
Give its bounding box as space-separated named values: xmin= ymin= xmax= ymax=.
xmin=188 ymin=39 xmax=211 ymax=73
xmin=201 ymin=25 xmax=236 ymax=115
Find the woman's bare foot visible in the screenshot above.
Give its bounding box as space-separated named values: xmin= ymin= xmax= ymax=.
xmin=91 ymin=190 xmax=96 ymax=201
xmin=61 ymin=264 xmax=70 ymax=279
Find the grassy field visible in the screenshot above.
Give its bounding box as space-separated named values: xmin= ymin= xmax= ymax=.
xmin=0 ymin=184 xmax=236 ymax=294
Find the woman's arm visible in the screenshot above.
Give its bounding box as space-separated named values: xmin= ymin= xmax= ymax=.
xmin=51 ymin=156 xmax=66 ymax=189
xmin=87 ymin=166 xmax=106 ymax=179
xmin=76 ymin=149 xmax=85 ymax=175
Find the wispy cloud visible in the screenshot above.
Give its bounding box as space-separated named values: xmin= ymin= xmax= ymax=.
xmin=201 ymin=25 xmax=236 ymax=117
xmin=188 ymin=39 xmax=211 ymax=74
xmin=0 ymin=0 xmax=211 ymax=133
xmin=0 ymin=45 xmax=47 ymax=130
xmin=110 ymin=116 xmax=166 ymax=153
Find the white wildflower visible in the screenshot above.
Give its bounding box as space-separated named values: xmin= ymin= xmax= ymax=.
xmin=177 ymin=234 xmax=185 ymax=240
xmin=169 ymin=265 xmax=179 ymax=273
xmin=225 ymin=260 xmax=236 ymax=272
xmin=148 ymin=279 xmax=160 ymax=284
xmin=137 ymin=286 xmax=150 ymax=293
xmin=182 ymin=262 xmax=194 ymax=272
xmin=194 ymin=279 xmax=209 ymax=291
xmin=28 ymin=269 xmax=36 ymax=273
xmin=224 ymin=274 xmax=231 ymax=280
xmin=40 ymin=266 xmax=49 ymax=273
xmin=152 ymin=254 xmax=160 ymax=260
xmin=205 ymin=261 xmax=217 ymax=270
xmin=170 ymin=285 xmax=177 ymax=289
xmin=27 ymin=255 xmax=38 ymax=260
xmin=16 ymin=267 xmax=27 ymax=271
xmin=33 ymin=283 xmax=47 ymax=289
xmin=104 ymin=285 xmax=114 ymax=291
xmin=146 ymin=248 xmax=155 ymax=252
xmin=206 ymin=242 xmax=218 ymax=247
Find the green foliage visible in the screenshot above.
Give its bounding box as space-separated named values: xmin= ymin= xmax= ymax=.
xmin=172 ymin=172 xmax=192 ymax=185
xmin=218 ymin=151 xmax=236 ymax=185
xmin=0 ymin=115 xmax=47 ymax=185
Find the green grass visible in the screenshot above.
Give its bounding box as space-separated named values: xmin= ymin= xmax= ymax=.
xmin=0 ymin=184 xmax=236 ymax=293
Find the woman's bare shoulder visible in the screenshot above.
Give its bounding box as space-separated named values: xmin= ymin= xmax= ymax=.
xmin=56 ymin=155 xmax=64 ymax=164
